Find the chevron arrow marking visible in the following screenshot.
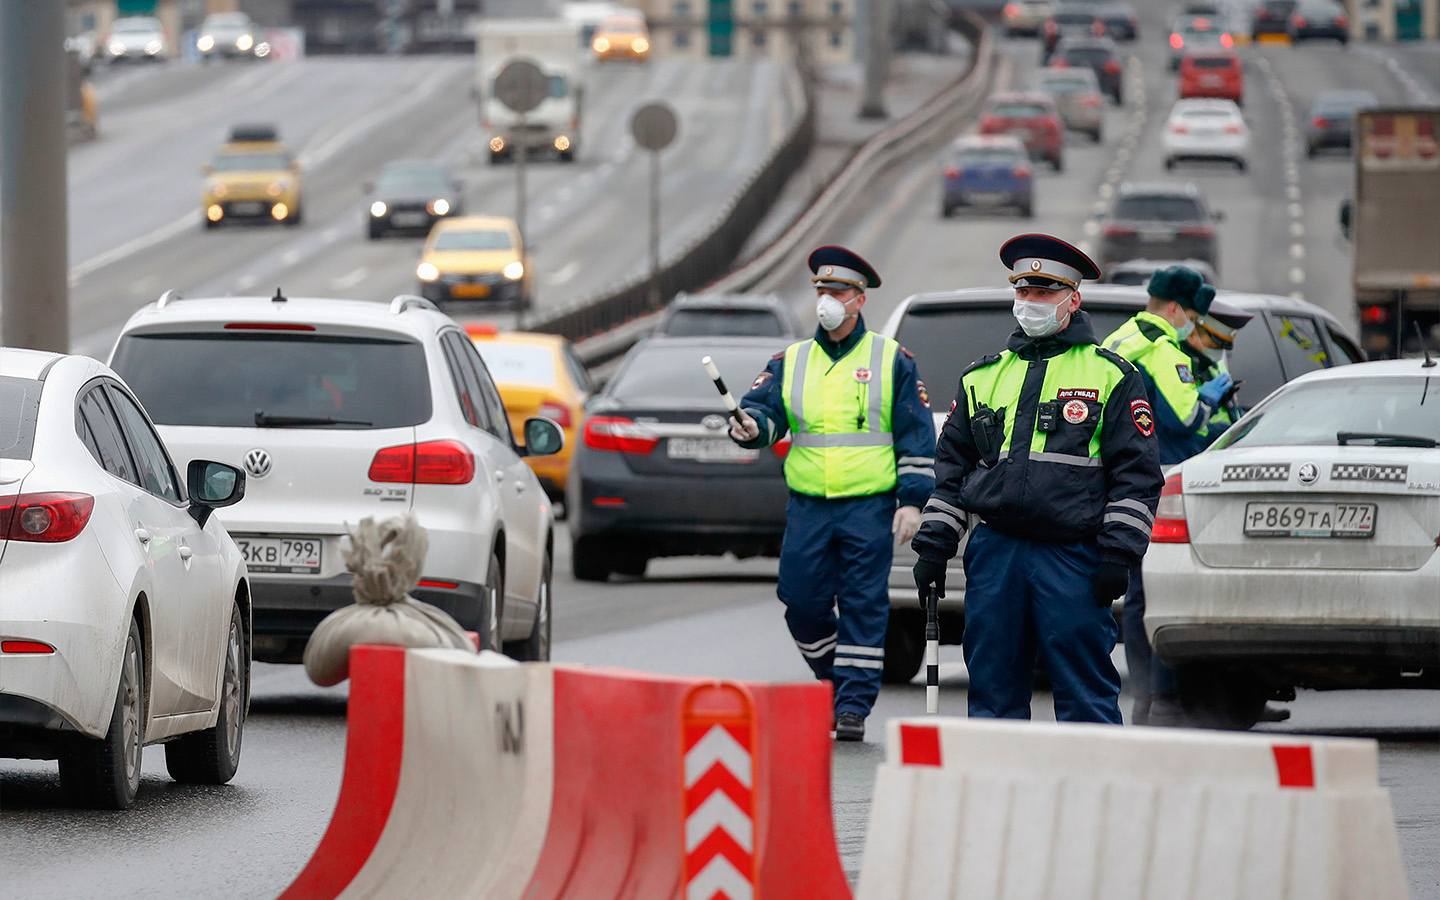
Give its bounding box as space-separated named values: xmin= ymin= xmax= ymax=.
xmin=684 ymin=724 xmax=752 ymax=789
xmin=685 ymin=854 xmax=755 ymax=900
xmin=685 ymin=789 xmax=754 ymax=853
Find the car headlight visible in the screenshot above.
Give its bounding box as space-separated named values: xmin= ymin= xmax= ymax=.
xmin=633 ymin=37 xmax=649 ymax=53
xmin=593 ymin=37 xmax=610 ymax=52
xmin=197 ymin=34 xmax=214 ymax=52
xmin=554 ymin=135 xmax=571 ymax=151
xmin=145 ymin=40 xmax=162 ymax=55
xmin=429 ymin=198 xmax=450 ymax=216
xmin=503 ymin=261 xmax=524 ymax=281
xmin=489 ymin=136 xmax=505 ymax=152
xmin=255 ymin=42 xmax=270 ymax=58
xmin=417 ymin=262 xmax=439 ymax=282
xmin=236 ymin=34 xmax=254 ymax=51
xmin=109 ymin=41 xmax=126 ymax=56
xmin=370 ymin=201 xmax=388 ymax=217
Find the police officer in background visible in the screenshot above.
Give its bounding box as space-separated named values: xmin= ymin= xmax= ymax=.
xmin=729 ymin=246 xmax=937 ymax=741
xmin=1103 ymin=269 xmax=1247 ymax=724
xmin=1182 ymin=289 xmax=1253 ymax=441
xmin=911 ymin=234 xmax=1163 ymax=724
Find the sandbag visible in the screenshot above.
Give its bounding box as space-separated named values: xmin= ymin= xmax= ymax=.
xmin=303 ymin=514 xmax=474 ymax=687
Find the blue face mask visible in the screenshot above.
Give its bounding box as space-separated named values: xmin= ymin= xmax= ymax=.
xmin=1174 ymin=317 xmax=1196 ymax=341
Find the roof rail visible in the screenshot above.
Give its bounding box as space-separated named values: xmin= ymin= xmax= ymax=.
xmin=389 ymin=295 xmax=440 ymax=315
xmin=156 ymin=289 xmax=184 ymax=310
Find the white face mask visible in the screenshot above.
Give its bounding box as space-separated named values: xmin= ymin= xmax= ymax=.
xmin=1012 ymin=296 xmax=1070 ymax=337
xmin=816 ymin=294 xmax=852 ymax=331
xmin=1174 ymin=317 xmax=1196 ymax=341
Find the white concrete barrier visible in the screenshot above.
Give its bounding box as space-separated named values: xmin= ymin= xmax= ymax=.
xmin=856 ymin=718 xmax=1409 ymax=900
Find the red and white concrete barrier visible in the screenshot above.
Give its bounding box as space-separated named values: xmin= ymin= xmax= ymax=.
xmin=278 ymin=648 xmax=850 ymax=900
xmin=856 ymin=718 xmax=1408 ymax=900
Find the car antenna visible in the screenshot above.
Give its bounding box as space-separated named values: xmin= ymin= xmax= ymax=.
xmin=272 ymin=287 xmax=287 ymax=303
xmin=1416 ymin=322 xmax=1436 ymax=368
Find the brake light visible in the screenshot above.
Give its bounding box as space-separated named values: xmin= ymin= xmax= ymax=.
xmin=464 ymin=321 xmax=499 ymax=337
xmin=1103 ymin=224 xmax=1135 ymax=236
xmin=1092 ymin=19 xmax=1106 ymax=35
xmin=1004 ymin=3 xmax=1019 ymax=16
xmin=1257 ymin=9 xmax=1270 ymax=18
xmin=367 ymin=441 xmax=476 ymax=484
xmin=1221 ymin=33 xmax=1234 ymax=46
xmin=1312 ymin=116 xmax=1330 ymax=128
xmin=1224 ymin=123 xmax=1243 ymax=134
xmin=772 ymin=436 xmax=791 ymax=459
xmin=1152 ymin=475 xmax=1189 ymax=543
xmin=943 ymin=165 xmax=962 ymax=179
xmin=582 ymin=416 xmax=660 ymax=455
xmin=223 ymin=323 xmax=317 ymax=331
xmin=1050 ymin=58 xmax=1070 ymax=68
xmin=1170 ymin=33 xmax=1184 ymax=48
xmin=1081 ymin=95 xmax=1102 ymax=107
xmin=0 ymin=640 xmax=55 ymax=654
xmin=1171 ymin=123 xmax=1189 ymax=134
xmin=1335 ymin=14 xmax=1347 ymax=26
xmin=1180 ymin=224 xmax=1214 ymax=237
xmin=1013 ymin=163 xmax=1032 ymax=177
xmin=1195 ymin=17 xmax=1211 ymax=27
xmin=1103 ymin=60 xmax=1122 ymax=74
xmin=1292 ymin=14 xmax=1306 ymax=26
xmin=416 ymin=579 xmax=460 ymax=589
xmin=979 ymin=115 xmax=998 ymax=132
xmin=0 ymin=493 xmax=94 ymax=543
xmin=537 ymin=400 xmax=573 ymax=429
xmin=1044 ymin=20 xmax=1057 ymax=35
xmin=1361 ymin=304 xmax=1389 ymax=325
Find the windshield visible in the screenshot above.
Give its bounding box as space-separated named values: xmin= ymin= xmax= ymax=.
xmin=662 ymin=308 xmax=787 ymax=337
xmin=205 ymin=14 xmax=249 ymax=28
xmin=433 ymin=229 xmax=512 ymax=251
xmin=376 ymin=169 xmax=450 ymax=192
xmin=212 ymin=152 xmax=290 ymax=172
xmin=0 ymin=376 xmax=42 ymax=461
xmin=954 ymin=148 xmax=1027 ymax=164
xmin=111 ymin=333 xmax=432 ymax=429
xmin=611 ymin=344 xmax=783 ymax=402
xmin=114 ymin=19 xmax=160 ymax=33
xmin=473 ymin=343 xmax=557 ymax=385
xmin=1112 ymin=195 xmax=1204 ymax=220
xmin=989 ymin=103 xmax=1049 ymax=118
xmin=1216 ymin=376 xmax=1439 ymax=449
xmin=1040 ymin=77 xmax=1095 ymax=93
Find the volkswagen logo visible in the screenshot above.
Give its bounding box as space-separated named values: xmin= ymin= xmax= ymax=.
xmin=243 ymin=448 xmax=272 ymax=479
xmin=1297 ymin=463 xmax=1319 ymax=485
xmin=701 ymin=414 xmax=726 ymax=431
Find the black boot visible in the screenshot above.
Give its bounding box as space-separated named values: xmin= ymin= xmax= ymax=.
xmin=834 ymin=712 xmax=865 ymax=742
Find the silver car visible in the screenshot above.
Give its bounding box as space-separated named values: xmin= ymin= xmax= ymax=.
xmin=196 ymin=12 xmax=269 ymax=59
xmin=105 ymin=16 xmax=167 ymax=62
xmin=1035 ymin=67 xmax=1105 ymax=142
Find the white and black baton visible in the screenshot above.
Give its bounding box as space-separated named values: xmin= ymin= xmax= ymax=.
xmin=701 ymin=356 xmax=741 ymax=415
xmin=925 ymin=585 xmax=940 ymax=714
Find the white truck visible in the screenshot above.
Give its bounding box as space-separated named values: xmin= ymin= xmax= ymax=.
xmin=475 ymin=18 xmax=585 ymax=164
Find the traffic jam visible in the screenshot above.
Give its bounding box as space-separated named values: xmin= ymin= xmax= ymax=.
xmin=2 ymin=0 xmax=1438 ymax=897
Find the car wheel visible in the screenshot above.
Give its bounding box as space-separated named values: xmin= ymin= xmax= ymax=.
xmin=60 ymin=618 xmax=144 ymax=809
xmin=204 ymin=217 xmax=219 ymax=230
xmin=1091 ymin=129 xmax=1103 ymax=143
xmin=483 ymin=548 xmax=505 ymax=651
xmin=507 ymin=549 xmax=552 ymax=662
xmin=880 ymin=609 xmax=925 ymax=684
xmin=1020 ymin=202 xmax=1034 ymax=218
xmin=489 ymin=151 xmax=506 ymax=165
xmin=558 ymin=149 xmax=575 ymax=163
xmin=1176 ymin=664 xmax=1268 ymax=731
xmin=165 ymin=604 xmax=246 ymax=785
xmin=287 ymin=206 xmax=303 ymax=227
xmin=1306 ymin=144 xmax=1316 ymax=158
xmin=571 ymin=535 xmax=611 ymax=582
xmin=940 ymin=203 xmax=953 ymax=219
xmin=1050 ymin=154 xmax=1063 ymax=172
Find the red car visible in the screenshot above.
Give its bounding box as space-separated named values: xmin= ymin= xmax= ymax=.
xmin=1179 ymin=48 xmax=1244 ymax=105
xmin=977 ymin=91 xmax=1065 ymax=171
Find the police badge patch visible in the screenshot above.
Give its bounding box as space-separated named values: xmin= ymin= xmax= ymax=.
xmin=751 ymin=372 xmax=772 ymax=390
xmin=1175 ymin=364 xmax=1195 ymax=384
xmin=854 ymin=367 xmax=872 ymax=383
xmin=1131 ymin=398 xmax=1155 ymax=437
xmin=917 ymin=380 xmax=931 ymax=408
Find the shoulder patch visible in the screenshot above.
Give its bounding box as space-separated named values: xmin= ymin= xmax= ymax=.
xmin=1131 ymin=399 xmax=1155 ymax=437
xmin=751 ymin=371 xmax=773 ymax=390
xmin=1094 ymin=346 xmax=1137 ymax=375
xmin=771 ymin=351 xmax=785 ymax=361
xmin=900 ymin=346 xmax=915 ymax=359
xmin=1176 ymin=363 xmax=1195 ymax=384
xmin=962 ymin=352 xmax=1003 ymax=376
xmin=916 ymin=380 xmax=930 ymax=408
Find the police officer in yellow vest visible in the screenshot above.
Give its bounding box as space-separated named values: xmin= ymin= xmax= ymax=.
xmin=1182 ymin=289 xmax=1253 ymax=440
xmin=729 ymin=246 xmax=937 ymax=741
xmin=911 ymin=235 xmax=1163 ymax=724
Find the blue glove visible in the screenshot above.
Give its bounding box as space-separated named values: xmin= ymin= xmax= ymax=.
xmin=1197 ymin=373 xmax=1234 ymax=408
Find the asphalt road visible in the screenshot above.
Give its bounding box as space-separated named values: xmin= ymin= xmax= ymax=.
xmin=2 ymin=27 xmax=1438 ymax=900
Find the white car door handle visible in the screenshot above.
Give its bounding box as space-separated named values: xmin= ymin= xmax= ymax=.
xmin=179 ymin=546 xmax=194 ymax=560
xmin=134 ymin=528 xmax=151 ymax=544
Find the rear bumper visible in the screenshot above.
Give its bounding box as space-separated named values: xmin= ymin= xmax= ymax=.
xmin=1164 ymin=135 xmax=1248 ymax=159
xmin=1152 ymin=623 xmax=1440 ymax=669
xmin=571 ymin=471 xmax=787 ymax=556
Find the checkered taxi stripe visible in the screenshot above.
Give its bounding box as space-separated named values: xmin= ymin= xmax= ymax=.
xmin=1222 ymin=464 xmax=1291 ymax=482
xmin=1331 ymin=464 xmax=1408 ymax=482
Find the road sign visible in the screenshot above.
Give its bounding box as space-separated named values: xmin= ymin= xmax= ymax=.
xmin=630 ymin=101 xmax=678 ymax=152
xmin=493 ymin=59 xmax=548 ymax=114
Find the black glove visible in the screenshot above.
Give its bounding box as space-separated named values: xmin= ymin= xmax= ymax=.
xmin=913 ymin=557 xmax=948 ymax=609
xmin=1092 ymin=560 xmax=1130 ymax=607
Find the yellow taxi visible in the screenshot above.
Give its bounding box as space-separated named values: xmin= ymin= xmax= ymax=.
xmin=417 ymin=215 xmax=532 ymax=306
xmin=591 ymin=14 xmax=650 ymax=62
xmin=465 ymin=323 xmax=592 ymax=502
xmin=201 ymin=125 xmax=302 ymax=228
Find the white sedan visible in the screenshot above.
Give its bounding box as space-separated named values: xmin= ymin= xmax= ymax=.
xmin=1162 ymin=98 xmax=1250 ymax=171
xmin=1143 ymin=358 xmax=1440 ymax=730
xmin=0 ymin=349 xmax=249 ymax=808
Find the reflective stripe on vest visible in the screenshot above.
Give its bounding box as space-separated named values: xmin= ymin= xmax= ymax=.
xmin=781 ymin=332 xmax=898 ymax=497
xmin=1104 ymin=311 xmax=1208 ymax=434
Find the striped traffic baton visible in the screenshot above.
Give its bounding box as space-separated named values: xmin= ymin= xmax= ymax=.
xmin=925 ymin=585 xmax=940 ymax=714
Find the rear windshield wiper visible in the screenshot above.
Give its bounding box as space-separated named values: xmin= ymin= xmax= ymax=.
xmin=1337 ymin=431 xmax=1438 ymax=448
xmin=254 ymin=410 xmax=372 ymax=428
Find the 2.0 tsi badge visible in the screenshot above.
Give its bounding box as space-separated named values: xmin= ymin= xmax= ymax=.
xmin=243 ymin=448 xmax=272 ymax=479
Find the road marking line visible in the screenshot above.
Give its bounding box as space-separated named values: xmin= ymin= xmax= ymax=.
xmin=69 ymin=212 xmax=195 ymax=284
xmin=236 ymin=274 xmax=259 ymax=291
xmin=538 ymin=205 xmax=556 ymax=221
xmin=548 ymin=261 xmax=581 ymax=285
xmin=1099 ymin=183 xmax=1114 ymax=199
xmin=1287 ymin=185 xmax=1301 ymax=200
xmin=1290 ymin=221 xmax=1304 ymax=237
xmin=1093 ymin=201 xmax=1108 ymax=215
xmin=1289 ymin=267 xmax=1305 ymax=284
xmin=557 ymin=187 xmax=573 ymax=203
xmin=281 ymin=248 xmax=301 ymax=266
xmin=1290 ymin=291 xmax=1305 ymax=300
xmin=1077 ymin=240 xmax=1093 ymax=255
xmin=330 ymin=266 xmax=369 ymax=290
xmin=1290 ymin=243 xmax=1305 ymax=259
xmin=1289 ymin=202 xmax=1304 ymax=218
xmin=1083 ymin=220 xmax=1101 ymax=236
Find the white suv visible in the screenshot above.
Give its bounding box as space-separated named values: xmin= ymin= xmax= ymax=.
xmin=109 ymin=292 xmax=562 ymax=664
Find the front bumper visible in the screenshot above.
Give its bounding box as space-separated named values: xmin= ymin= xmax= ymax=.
xmin=420 ymin=277 xmax=523 ymax=304
xmin=208 ymin=198 xmax=296 ymax=221
xmin=1164 ymin=134 xmax=1248 ymax=160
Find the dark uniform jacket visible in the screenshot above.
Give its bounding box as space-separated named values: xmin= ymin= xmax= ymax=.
xmin=735 ymin=316 xmax=938 ymax=510
xmin=913 ymin=310 xmax=1163 ymax=566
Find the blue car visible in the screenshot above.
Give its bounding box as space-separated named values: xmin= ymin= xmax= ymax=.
xmin=940 ymin=135 xmax=1035 ymax=218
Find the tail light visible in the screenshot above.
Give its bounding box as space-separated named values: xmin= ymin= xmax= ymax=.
xmin=1081 ymin=95 xmax=1102 ymax=107
xmin=1292 ymin=14 xmax=1306 ymax=26
xmin=978 ymin=115 xmax=998 ymax=132
xmin=1044 ymin=20 xmax=1057 ymax=36
xmin=1335 ymin=14 xmax=1347 ymax=27
xmin=1180 ymin=224 xmax=1214 ymax=237
xmin=772 ymin=436 xmax=791 ymax=459
xmin=1102 ymin=224 xmax=1135 ymax=236
xmin=368 ymin=441 xmax=476 ymax=484
xmin=1050 ymin=58 xmax=1070 ymax=68
xmin=1312 ymin=116 xmax=1330 ymax=128
xmin=582 ymin=416 xmax=660 ymax=455
xmin=1170 ymin=33 xmax=1184 ymax=48
xmin=943 ymin=165 xmax=962 ymax=179
xmin=537 ymin=399 xmax=573 ymax=429
xmin=1013 ymin=163 xmax=1032 ymax=177
xmin=1004 ymin=3 xmax=1019 ymax=16
xmin=1 ymin=640 xmax=55 ymax=653
xmin=1103 ymin=60 xmax=1122 ymax=74
xmin=1151 ymin=475 xmax=1189 ymax=543
xmin=1221 ymin=33 xmax=1234 ymax=46
xmin=1224 ymin=123 xmax=1243 ymax=134
xmin=1171 ymin=123 xmax=1189 ymax=133
xmin=0 ymin=493 xmax=95 ymax=543
xmin=1361 ymin=304 xmax=1389 ymax=325
xmin=1258 ymin=9 xmax=1270 ymax=19
xmin=1092 ymin=19 xmax=1106 ymax=35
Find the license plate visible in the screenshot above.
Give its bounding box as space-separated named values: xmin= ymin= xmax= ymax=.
xmin=230 ymin=201 xmax=264 ymax=216
xmin=1140 ymin=229 xmax=1173 ymax=241
xmin=666 ymin=438 xmax=759 ymax=463
xmin=450 ymin=283 xmax=491 ymax=298
xmin=1202 ymin=76 xmax=1222 ymax=86
xmin=235 ymin=535 xmax=324 ymax=573
xmin=1242 ymin=502 xmax=1376 ymax=538
xmin=391 ymin=212 xmax=430 ymax=227
xmin=965 ymin=191 xmax=1007 ymax=205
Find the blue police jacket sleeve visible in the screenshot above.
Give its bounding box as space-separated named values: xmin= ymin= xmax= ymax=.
xmin=1096 ymin=362 xmax=1165 ymax=564
xmin=891 ymin=350 xmax=938 ymax=509
xmin=732 ymin=354 xmax=789 ymax=449
xmin=1138 ymin=366 xmax=1210 ymax=465
xmin=910 ymin=380 xmax=977 ymax=563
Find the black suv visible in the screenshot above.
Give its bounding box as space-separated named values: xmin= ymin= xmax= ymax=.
xmin=873 ymin=286 xmax=1363 ymax=683
xmin=1251 ymin=0 xmax=1297 ymax=38
xmin=1096 ymin=181 xmax=1222 ymax=276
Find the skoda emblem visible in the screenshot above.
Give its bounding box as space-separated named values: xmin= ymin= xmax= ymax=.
xmin=1297 ymin=462 xmax=1318 ymax=485
xmin=701 ymin=414 xmax=726 ymax=431
xmin=243 ymin=448 xmax=272 ymax=479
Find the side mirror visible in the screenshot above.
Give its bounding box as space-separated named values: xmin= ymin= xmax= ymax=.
xmin=1339 ymin=199 xmax=1352 ymax=239
xmin=187 ymin=459 xmax=245 ymax=526
xmin=522 ymin=416 xmax=565 ymax=457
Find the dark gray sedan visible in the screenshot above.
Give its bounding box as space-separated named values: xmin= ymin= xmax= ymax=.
xmin=1306 ymin=90 xmax=1378 ymax=157
xmin=365 ymin=161 xmax=464 ymax=239
xmin=567 ymin=336 xmax=794 ymax=581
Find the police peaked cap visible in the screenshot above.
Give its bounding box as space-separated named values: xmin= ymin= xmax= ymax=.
xmin=809 ymin=245 xmax=881 ymax=289
xmin=1196 ymin=294 xmax=1253 ymax=344
xmin=1147 ymin=265 xmax=1209 ymax=314
xmin=999 ymin=234 xmax=1101 ymax=290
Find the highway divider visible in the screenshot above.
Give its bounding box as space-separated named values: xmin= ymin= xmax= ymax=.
xmin=545 ymin=13 xmax=993 ymax=367
xmin=855 ymin=717 xmax=1409 ymax=900
xmin=278 ymin=646 xmax=851 ymax=900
